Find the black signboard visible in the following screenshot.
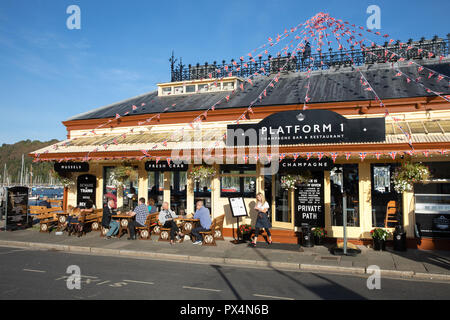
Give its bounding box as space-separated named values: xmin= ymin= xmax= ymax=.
xmin=145 ymin=161 xmax=188 ymax=172
xmin=277 ymin=158 xmax=333 ymax=172
xmin=77 ymin=174 xmax=96 ymax=209
xmin=227 ymin=110 xmax=385 ymax=146
xmin=416 ymin=214 xmax=450 ymax=238
xmin=5 ymin=186 xmax=29 ymax=230
xmin=54 ymin=162 xmax=89 ymax=173
xmin=294 ymin=171 xmax=325 ymax=228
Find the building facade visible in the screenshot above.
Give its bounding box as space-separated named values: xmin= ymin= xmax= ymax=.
xmin=31 ymin=43 xmax=450 ymax=250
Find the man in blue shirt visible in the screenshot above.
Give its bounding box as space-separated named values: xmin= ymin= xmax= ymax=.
xmin=38 ymin=196 xmax=52 ymax=209
xmin=127 ymin=198 xmax=149 ymax=240
xmin=191 ymin=201 xmax=212 ymax=245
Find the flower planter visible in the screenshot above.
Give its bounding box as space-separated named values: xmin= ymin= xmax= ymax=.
xmin=373 ymin=238 xmax=386 ymax=251
xmin=242 ymin=233 xmax=252 ymax=242
xmin=314 ymin=236 xmax=324 ymax=246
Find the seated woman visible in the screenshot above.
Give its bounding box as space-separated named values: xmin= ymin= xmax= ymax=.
xmin=147 ymin=198 xmax=158 ymax=214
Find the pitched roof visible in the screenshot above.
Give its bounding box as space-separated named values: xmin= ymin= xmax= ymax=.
xmin=67 ymin=59 xmax=450 ymax=121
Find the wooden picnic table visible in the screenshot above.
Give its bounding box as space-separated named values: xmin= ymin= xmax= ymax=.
xmin=112 ymin=214 xmax=135 ymax=238
xmin=174 ymin=218 xmax=200 ymax=235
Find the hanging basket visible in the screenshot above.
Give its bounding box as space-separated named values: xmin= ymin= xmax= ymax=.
xmin=110 ymin=164 xmax=138 ymax=187
xmin=51 ymin=170 xmax=75 ymax=188
xmin=392 ymin=162 xmax=431 ymax=193
xmin=280 ymin=171 xmax=312 ymax=190
xmin=188 ymin=165 xmax=216 ymax=182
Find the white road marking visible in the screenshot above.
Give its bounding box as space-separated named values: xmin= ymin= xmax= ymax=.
xmin=182 ymin=286 xmax=222 ymax=292
xmin=123 ymin=280 xmax=154 ymax=285
xmin=96 ymin=281 xmax=111 ymax=286
xmin=0 ymin=249 xmax=28 ymax=255
xmin=23 ymin=269 xmax=46 ymax=273
xmin=253 ymin=294 xmax=294 ymax=300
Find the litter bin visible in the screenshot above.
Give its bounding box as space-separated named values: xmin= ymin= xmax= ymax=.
xmin=301 ymin=225 xmax=314 ymax=248
xmin=393 ymin=225 xmax=407 ymax=251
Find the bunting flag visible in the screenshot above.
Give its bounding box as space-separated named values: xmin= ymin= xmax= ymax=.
xmin=331 ymin=152 xmax=338 ymax=163
xmin=317 ymin=152 xmax=324 ymax=161
xmin=374 ymin=152 xmax=381 ymax=160
xmin=345 ymin=152 xmax=352 ymax=160
xmin=389 ymin=151 xmax=397 ymax=160
xmin=306 ymin=152 xmax=312 ymax=160
xmin=293 ymin=153 xmax=300 ymax=161
xmin=359 ymin=152 xmax=367 ymax=162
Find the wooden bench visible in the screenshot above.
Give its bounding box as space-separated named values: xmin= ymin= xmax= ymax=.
xmin=158 ymin=224 xmax=171 ymax=242
xmin=49 ymin=199 xmax=63 ymax=208
xmin=37 ymin=207 xmax=63 ymax=233
xmin=136 ymin=213 xmax=159 ymax=240
xmin=90 ymin=209 xmax=103 ymax=232
xmin=199 ymin=218 xmax=218 ymax=246
xmin=212 ymin=214 xmax=225 ymax=241
xmin=67 ymin=210 xmax=102 ymax=237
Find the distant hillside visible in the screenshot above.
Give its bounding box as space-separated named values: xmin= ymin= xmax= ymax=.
xmin=0 ymin=139 xmax=60 ymax=185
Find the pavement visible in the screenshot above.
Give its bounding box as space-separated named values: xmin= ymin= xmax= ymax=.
xmin=0 ymin=226 xmax=449 ymax=282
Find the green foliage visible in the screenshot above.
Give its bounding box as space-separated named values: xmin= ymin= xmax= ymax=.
xmin=239 ymin=224 xmax=253 ymax=235
xmin=0 ymin=139 xmax=59 ymax=184
xmin=392 ymin=162 xmax=431 ymax=193
xmin=370 ymin=228 xmax=391 ymax=240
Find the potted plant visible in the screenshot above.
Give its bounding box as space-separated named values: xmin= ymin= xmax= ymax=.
xmin=392 ymin=162 xmax=431 ymax=193
xmin=370 ymin=228 xmax=391 ymax=251
xmin=312 ymin=227 xmax=327 ymax=245
xmin=188 ymin=165 xmax=216 ymax=182
xmin=239 ymin=224 xmax=253 ymax=241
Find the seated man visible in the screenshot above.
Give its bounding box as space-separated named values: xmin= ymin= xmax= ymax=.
xmin=80 ymin=199 xmax=95 ymax=214
xmin=191 ymin=201 xmax=212 ymax=245
xmin=159 ymin=201 xmax=184 ymax=245
xmin=102 ymin=199 xmax=120 ymax=239
xmin=127 ymin=198 xmax=149 ymax=240
xmin=38 ymin=196 xmax=52 ymax=209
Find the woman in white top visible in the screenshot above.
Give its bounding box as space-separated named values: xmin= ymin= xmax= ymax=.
xmin=252 ymin=192 xmax=272 ymax=247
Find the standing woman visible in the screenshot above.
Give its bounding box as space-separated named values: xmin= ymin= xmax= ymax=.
xmin=252 ymin=192 xmax=272 ymax=247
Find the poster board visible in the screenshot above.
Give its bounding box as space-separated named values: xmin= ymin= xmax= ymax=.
xmin=77 ymin=174 xmax=96 ymax=209
xmin=5 ymin=186 xmax=29 ymax=230
xmin=228 ymin=197 xmax=248 ymax=218
xmin=294 ymin=171 xmax=325 ymax=227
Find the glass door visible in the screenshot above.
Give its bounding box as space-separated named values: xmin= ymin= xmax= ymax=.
xmin=272 ymin=174 xmax=294 ymax=229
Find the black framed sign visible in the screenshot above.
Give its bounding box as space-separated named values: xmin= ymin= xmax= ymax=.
xmin=278 ymin=158 xmax=333 ymax=172
xmin=54 ymin=162 xmax=89 ymax=173
xmin=228 ymin=197 xmax=248 ymax=218
xmin=227 ymin=110 xmax=385 ymax=146
xmin=294 ymin=171 xmax=325 ymax=228
xmin=5 ymin=186 xmax=29 ymax=230
xmin=77 ymin=174 xmax=96 ymax=209
xmin=145 ymin=161 xmax=188 ymax=172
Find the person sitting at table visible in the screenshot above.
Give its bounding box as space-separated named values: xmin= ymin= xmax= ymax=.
xmin=147 ymin=198 xmax=157 ymax=214
xmin=126 ymin=198 xmax=150 ymax=240
xmin=38 ymin=196 xmax=52 ymax=209
xmin=191 ymin=200 xmax=212 ymax=245
xmin=102 ymin=199 xmax=120 ymax=239
xmin=159 ymin=201 xmax=184 ymax=245
xmin=80 ymin=199 xmax=96 ymax=214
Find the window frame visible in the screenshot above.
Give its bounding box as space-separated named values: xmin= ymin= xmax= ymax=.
xmin=219 ymin=165 xmax=257 ymax=198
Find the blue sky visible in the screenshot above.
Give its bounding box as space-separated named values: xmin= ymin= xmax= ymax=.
xmin=0 ymin=0 xmax=448 ymax=144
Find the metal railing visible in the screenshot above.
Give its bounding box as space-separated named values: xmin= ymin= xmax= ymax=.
xmin=170 ymin=35 xmax=450 ymax=82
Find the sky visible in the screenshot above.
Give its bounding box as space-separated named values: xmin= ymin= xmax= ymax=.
xmin=0 ymin=0 xmax=448 ymax=144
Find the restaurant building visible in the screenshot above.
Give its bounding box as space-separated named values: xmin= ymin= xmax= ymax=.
xmin=31 ymin=36 xmax=450 ymax=250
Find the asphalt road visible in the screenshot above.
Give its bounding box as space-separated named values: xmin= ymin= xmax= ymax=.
xmin=0 ymin=246 xmax=449 ymax=300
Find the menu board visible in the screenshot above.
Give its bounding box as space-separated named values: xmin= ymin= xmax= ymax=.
xmin=295 ymin=171 xmax=325 ymax=227
xmin=228 ymin=197 xmax=248 ymax=218
xmin=5 ymin=187 xmax=29 ymax=230
xmin=415 ymin=194 xmax=450 ymax=238
xmin=77 ymin=174 xmax=96 ymax=209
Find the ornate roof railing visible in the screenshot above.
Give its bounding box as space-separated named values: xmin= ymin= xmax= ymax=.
xmin=170 ymin=35 xmax=450 ymax=82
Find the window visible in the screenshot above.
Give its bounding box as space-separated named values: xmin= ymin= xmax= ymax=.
xmin=161 ymin=87 xmax=172 ymax=96
xmin=170 ymin=171 xmax=187 ymax=215
xmin=148 ymin=172 xmax=164 ymax=208
xmin=330 ymin=164 xmax=360 ymax=227
xmin=174 ymin=86 xmax=183 ymax=94
xmin=371 ymin=164 xmax=402 ymax=227
xmin=186 ymin=85 xmax=195 ymax=93
xmin=223 ymin=82 xmax=235 ymax=90
xmin=220 ymin=165 xmax=257 ymax=197
xmin=198 ymin=84 xmax=209 ymax=92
